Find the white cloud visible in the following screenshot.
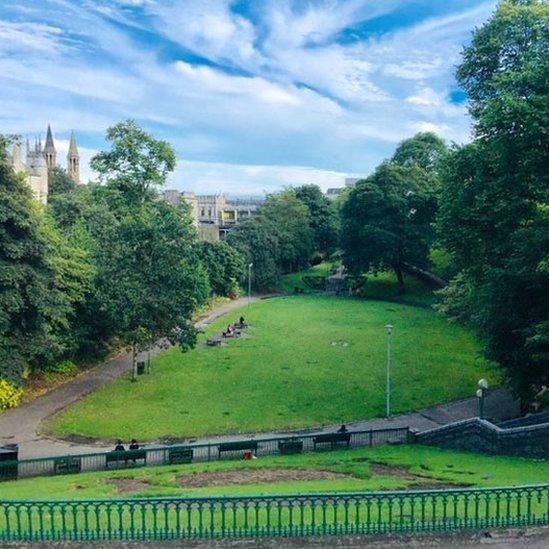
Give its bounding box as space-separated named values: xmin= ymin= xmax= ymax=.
xmin=0 ymin=20 xmax=63 ymax=53
xmin=171 ymin=159 xmax=352 ymax=195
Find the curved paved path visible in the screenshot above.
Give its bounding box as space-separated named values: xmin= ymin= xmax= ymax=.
xmin=0 ymin=296 xmax=264 ymax=458
xmin=0 ymin=295 xmax=519 ymax=459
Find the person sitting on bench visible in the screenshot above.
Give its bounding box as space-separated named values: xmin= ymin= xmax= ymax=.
xmin=337 ymin=424 xmax=348 ymax=433
xmin=114 ymin=440 xmax=125 ymax=452
xmin=129 ymin=439 xmax=139 ymax=450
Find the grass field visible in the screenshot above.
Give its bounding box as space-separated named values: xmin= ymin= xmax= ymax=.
xmin=2 ymin=445 xmax=546 ymax=500
xmin=47 ymin=295 xmax=497 ymax=441
xmin=279 ymin=264 xmax=436 ymax=306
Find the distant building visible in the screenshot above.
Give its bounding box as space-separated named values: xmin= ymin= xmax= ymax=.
xmin=162 ymin=190 xmax=264 ymax=239
xmin=6 ymin=124 xmax=81 ymax=204
xmin=324 ymin=176 xmax=365 ymax=200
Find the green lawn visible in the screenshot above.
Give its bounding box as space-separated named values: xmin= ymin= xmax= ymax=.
xmin=2 ymin=445 xmax=546 ymax=500
xmin=277 ymin=261 xmax=337 ymax=293
xmin=360 ymin=270 xmax=436 ymax=306
xmin=47 ymin=295 xmax=497 ymax=441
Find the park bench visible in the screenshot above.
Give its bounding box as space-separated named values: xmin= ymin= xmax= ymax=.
xmin=168 ymin=447 xmax=194 ymax=464
xmin=54 ymin=456 xmax=82 ymax=475
xmin=313 ymin=432 xmax=351 ymax=450
xmin=278 ymin=439 xmax=303 ymax=455
xmin=218 ymin=440 xmax=258 ymax=457
xmin=106 ymin=449 xmax=147 ymax=467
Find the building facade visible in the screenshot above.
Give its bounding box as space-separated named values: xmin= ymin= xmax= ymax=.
xmin=162 ymin=189 xmax=263 ymax=239
xmin=6 ymin=124 xmax=81 ymax=204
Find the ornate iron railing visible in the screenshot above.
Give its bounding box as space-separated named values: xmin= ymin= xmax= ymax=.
xmin=0 ymin=484 xmax=546 ymax=541
xmin=0 ymin=427 xmax=411 ymax=482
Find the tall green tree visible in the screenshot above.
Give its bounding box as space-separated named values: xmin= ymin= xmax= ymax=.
xmin=391 ymin=132 xmax=448 ymax=172
xmin=437 ymin=0 xmax=549 ymax=403
xmin=195 ymin=240 xmax=245 ymax=297
xmin=0 ymin=138 xmax=69 ymax=384
xmin=294 ymin=184 xmax=339 ymax=257
xmin=88 ymin=122 xmax=207 ymax=379
xmin=48 ymin=166 xmax=76 ymax=198
xmin=341 ymin=163 xmax=438 ymax=289
xmin=259 ymin=190 xmax=314 ymax=273
xmin=227 ymin=216 xmax=281 ymax=291
xmin=90 ymin=120 xmax=176 ymax=203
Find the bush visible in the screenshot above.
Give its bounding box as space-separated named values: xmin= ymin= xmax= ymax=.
xmin=0 ymin=379 xmax=23 ymax=410
xmin=44 ymin=360 xmax=77 ymax=376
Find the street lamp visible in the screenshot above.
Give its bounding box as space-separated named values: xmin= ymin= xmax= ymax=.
xmin=248 ymin=263 xmax=253 ymax=306
xmin=477 ymin=378 xmax=489 ymax=419
xmin=385 ymin=324 xmax=393 ymax=419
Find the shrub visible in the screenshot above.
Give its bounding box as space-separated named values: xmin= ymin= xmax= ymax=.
xmin=0 ymin=379 xmax=23 ymax=410
xmin=44 ymin=360 xmax=77 ymax=376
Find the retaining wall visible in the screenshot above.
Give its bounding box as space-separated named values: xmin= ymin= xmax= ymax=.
xmin=415 ymin=417 xmax=549 ymax=458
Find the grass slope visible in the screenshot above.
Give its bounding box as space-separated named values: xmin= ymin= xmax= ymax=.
xmin=47 ymin=296 xmax=497 ymax=441
xmin=2 ymin=445 xmax=546 ymax=500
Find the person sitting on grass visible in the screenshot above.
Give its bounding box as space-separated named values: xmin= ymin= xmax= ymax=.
xmin=238 ymin=316 xmax=247 ymax=328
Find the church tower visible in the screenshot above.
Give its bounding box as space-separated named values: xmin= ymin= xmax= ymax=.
xmin=67 ymin=130 xmax=80 ymax=185
xmin=43 ymin=124 xmax=56 ymax=172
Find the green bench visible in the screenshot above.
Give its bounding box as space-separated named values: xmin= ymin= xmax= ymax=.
xmin=218 ymin=440 xmax=258 ymax=456
xmin=313 ymin=432 xmax=351 ymax=450
xmin=168 ymin=448 xmax=194 ymax=464
xmin=54 ymin=457 xmax=82 ymax=474
xmin=278 ymin=439 xmax=303 ymax=455
xmin=106 ymin=449 xmax=147 ymax=467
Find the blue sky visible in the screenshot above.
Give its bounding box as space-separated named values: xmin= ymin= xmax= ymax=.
xmin=0 ymin=0 xmax=496 ymax=194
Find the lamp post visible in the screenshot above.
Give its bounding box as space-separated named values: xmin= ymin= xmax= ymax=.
xmin=248 ymin=263 xmax=253 ymax=306
xmin=477 ymin=378 xmax=488 ymax=419
xmin=385 ymin=324 xmax=393 ymax=419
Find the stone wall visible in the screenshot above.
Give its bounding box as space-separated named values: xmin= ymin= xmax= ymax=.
xmin=415 ymin=418 xmax=549 ymax=458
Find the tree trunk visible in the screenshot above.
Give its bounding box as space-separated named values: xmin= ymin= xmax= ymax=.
xmin=132 ymin=342 xmax=137 ymax=381
xmin=394 ymin=264 xmax=405 ymax=294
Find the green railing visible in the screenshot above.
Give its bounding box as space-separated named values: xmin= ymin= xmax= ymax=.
xmin=0 ymin=484 xmax=546 ymax=541
xmin=0 ymin=427 xmax=410 ymax=482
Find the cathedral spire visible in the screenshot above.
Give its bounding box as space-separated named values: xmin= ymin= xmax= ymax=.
xmin=43 ymin=124 xmax=56 ymax=171
xmin=67 ymin=130 xmax=80 ymax=185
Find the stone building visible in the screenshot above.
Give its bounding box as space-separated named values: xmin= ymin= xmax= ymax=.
xmin=6 ymin=124 xmax=81 ymax=204
xmin=162 ymin=189 xmax=263 ymax=240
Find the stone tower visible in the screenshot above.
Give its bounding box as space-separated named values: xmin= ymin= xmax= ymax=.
xmin=67 ymin=130 xmax=80 ymax=185
xmin=43 ymin=124 xmax=56 ymax=172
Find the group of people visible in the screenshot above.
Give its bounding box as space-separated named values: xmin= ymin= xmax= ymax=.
xmin=114 ymin=439 xmax=139 ymax=452
xmin=222 ymin=316 xmax=247 ymax=338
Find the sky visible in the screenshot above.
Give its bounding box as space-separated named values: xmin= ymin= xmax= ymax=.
xmin=0 ymin=0 xmax=496 ymax=195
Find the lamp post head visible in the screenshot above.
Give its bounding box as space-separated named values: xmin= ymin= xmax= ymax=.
xmin=478 ymin=378 xmax=488 ymax=390
xmin=385 ymin=324 xmax=393 ymax=334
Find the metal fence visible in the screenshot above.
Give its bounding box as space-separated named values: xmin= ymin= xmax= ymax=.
xmin=0 ymin=427 xmax=411 ymax=482
xmin=0 ymin=484 xmax=546 ymax=541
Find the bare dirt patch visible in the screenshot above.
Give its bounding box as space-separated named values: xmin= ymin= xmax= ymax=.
xmin=369 ymin=462 xmax=471 ymax=489
xmin=108 ymin=477 xmax=153 ymax=494
xmin=177 ymin=468 xmax=351 ymax=488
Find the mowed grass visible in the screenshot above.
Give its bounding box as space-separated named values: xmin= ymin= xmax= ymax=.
xmin=277 ymin=261 xmax=337 ymax=293
xmin=2 ymin=445 xmax=546 ymax=500
xmin=47 ymin=295 xmax=497 ymax=441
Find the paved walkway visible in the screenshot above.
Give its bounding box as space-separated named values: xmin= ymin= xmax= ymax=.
xmin=0 ymin=293 xmax=520 ymax=459
xmin=0 ymin=296 xmax=263 ymax=459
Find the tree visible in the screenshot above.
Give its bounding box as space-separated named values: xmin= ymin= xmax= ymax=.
xmin=341 ymin=163 xmax=438 ymax=290
xmin=392 ymin=132 xmax=448 ymax=173
xmin=48 ymin=166 xmax=76 ymax=198
xmin=0 ymin=138 xmax=69 ymax=384
xmin=90 ymin=120 xmax=176 ymax=203
xmin=195 ymin=240 xmax=245 ymax=297
xmin=259 ymin=191 xmax=314 ymax=273
xmin=227 ymin=216 xmax=281 ymax=291
xmin=437 ymin=0 xmax=549 ymax=403
xmin=85 ymin=122 xmax=207 ymax=379
xmin=294 ymin=184 xmax=339 ymax=257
